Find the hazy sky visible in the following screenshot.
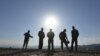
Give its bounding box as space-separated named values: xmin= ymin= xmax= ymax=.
xmin=0 ymin=0 xmax=100 ymax=48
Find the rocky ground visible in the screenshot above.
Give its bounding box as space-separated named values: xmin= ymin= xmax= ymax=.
xmin=0 ymin=48 xmax=100 ymax=56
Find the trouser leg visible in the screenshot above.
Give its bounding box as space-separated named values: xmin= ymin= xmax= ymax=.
xmin=64 ymin=39 xmax=69 ymax=50
xmin=39 ymin=39 xmax=43 ymax=50
xmin=39 ymin=39 xmax=40 ymax=49
xmin=23 ymin=39 xmax=26 ymax=49
xmin=75 ymin=40 xmax=78 ymax=52
xmin=25 ymin=40 xmax=29 ymax=49
xmin=23 ymin=42 xmax=25 ymax=49
xmin=71 ymin=40 xmax=74 ymax=51
xmin=41 ymin=39 xmax=43 ymax=49
xmin=52 ymin=39 xmax=54 ymax=50
xmin=61 ymin=40 xmax=63 ymax=50
xmin=48 ymin=39 xmax=50 ymax=50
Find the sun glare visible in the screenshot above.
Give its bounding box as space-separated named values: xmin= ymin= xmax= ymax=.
xmin=45 ymin=15 xmax=58 ymax=28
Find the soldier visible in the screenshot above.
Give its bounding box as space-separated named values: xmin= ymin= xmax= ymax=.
xmin=38 ymin=28 xmax=45 ymax=50
xmin=47 ymin=29 xmax=55 ymax=51
xmin=59 ymin=29 xmax=69 ymax=50
xmin=23 ymin=30 xmax=33 ymax=49
xmin=71 ymin=26 xmax=79 ymax=52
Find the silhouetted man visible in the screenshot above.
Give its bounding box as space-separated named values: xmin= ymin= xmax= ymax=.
xmin=23 ymin=30 xmax=33 ymax=49
xmin=47 ymin=29 xmax=55 ymax=50
xmin=71 ymin=26 xmax=79 ymax=52
xmin=38 ymin=28 xmax=45 ymax=50
xmin=59 ymin=29 xmax=69 ymax=50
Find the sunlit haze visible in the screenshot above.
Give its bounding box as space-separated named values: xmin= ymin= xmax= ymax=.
xmin=44 ymin=15 xmax=58 ymax=29
xmin=0 ymin=0 xmax=100 ymax=48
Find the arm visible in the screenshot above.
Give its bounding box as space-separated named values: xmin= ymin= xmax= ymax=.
xmin=59 ymin=33 xmax=61 ymax=38
xmin=71 ymin=30 xmax=73 ymax=38
xmin=30 ymin=35 xmax=33 ymax=38
xmin=38 ymin=31 xmax=40 ymax=37
xmin=43 ymin=32 xmax=45 ymax=38
xmin=24 ymin=33 xmax=26 ymax=36
xmin=29 ymin=34 xmax=33 ymax=38
xmin=47 ymin=33 xmax=49 ymax=38
xmin=53 ymin=33 xmax=55 ymax=38
xmin=77 ymin=30 xmax=79 ymax=38
xmin=65 ymin=34 xmax=68 ymax=41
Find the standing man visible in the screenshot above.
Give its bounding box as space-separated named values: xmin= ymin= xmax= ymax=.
xmin=47 ymin=29 xmax=55 ymax=51
xmin=38 ymin=28 xmax=45 ymax=50
xmin=59 ymin=29 xmax=69 ymax=50
xmin=71 ymin=26 xmax=79 ymax=52
xmin=23 ymin=30 xmax=33 ymax=49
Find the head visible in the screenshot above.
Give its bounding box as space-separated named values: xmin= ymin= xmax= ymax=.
xmin=72 ymin=26 xmax=75 ymax=29
xmin=41 ymin=27 xmax=43 ymax=31
xmin=50 ymin=29 xmax=52 ymax=32
xmin=28 ymin=30 xmax=30 ymax=33
xmin=63 ymin=29 xmax=66 ymax=32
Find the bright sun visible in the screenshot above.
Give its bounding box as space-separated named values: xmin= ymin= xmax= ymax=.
xmin=45 ymin=15 xmax=58 ymax=28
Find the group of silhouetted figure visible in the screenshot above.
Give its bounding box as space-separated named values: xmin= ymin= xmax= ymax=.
xmin=23 ymin=26 xmax=79 ymax=52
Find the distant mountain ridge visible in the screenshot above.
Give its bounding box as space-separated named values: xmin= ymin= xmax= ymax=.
xmin=0 ymin=44 xmax=100 ymax=51
xmin=78 ymin=44 xmax=100 ymax=52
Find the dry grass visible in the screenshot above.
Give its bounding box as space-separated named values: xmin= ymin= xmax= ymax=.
xmin=0 ymin=48 xmax=100 ymax=56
